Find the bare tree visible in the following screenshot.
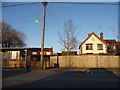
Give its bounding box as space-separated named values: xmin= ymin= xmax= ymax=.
xmin=58 ymin=20 xmax=78 ymax=51
xmin=0 ymin=22 xmax=26 ymax=47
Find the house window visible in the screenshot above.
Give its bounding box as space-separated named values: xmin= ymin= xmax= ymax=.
xmin=86 ymin=53 xmax=93 ymax=54
xmin=109 ymin=45 xmax=116 ymax=49
xmin=32 ymin=52 xmax=37 ymax=55
xmin=97 ymin=44 xmax=103 ymax=50
xmin=86 ymin=44 xmax=93 ymax=50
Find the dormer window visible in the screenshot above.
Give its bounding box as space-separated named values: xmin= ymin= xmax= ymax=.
xmin=86 ymin=44 xmax=93 ymax=50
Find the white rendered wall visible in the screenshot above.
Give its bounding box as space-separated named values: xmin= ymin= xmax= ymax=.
xmin=80 ymin=34 xmax=107 ymax=54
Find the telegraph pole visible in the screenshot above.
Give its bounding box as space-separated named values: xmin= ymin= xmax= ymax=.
xmin=40 ymin=2 xmax=47 ymax=69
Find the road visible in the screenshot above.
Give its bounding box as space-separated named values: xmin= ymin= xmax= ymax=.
xmin=2 ymin=68 xmax=120 ymax=88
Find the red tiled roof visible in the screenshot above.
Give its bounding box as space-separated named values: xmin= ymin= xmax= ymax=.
xmin=79 ymin=32 xmax=107 ymax=48
xmin=32 ymin=48 xmax=53 ymax=52
xmin=62 ymin=51 xmax=77 ymax=55
xmin=117 ymin=41 xmax=120 ymax=44
xmin=117 ymin=42 xmax=120 ymax=48
xmin=40 ymin=48 xmax=53 ymax=52
xmin=104 ymin=40 xmax=117 ymax=44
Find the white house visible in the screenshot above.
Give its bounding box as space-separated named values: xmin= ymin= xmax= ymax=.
xmin=79 ymin=32 xmax=107 ymax=55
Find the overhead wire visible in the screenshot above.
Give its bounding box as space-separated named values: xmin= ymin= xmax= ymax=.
xmin=46 ymin=8 xmax=63 ymax=31
xmin=1 ymin=2 xmax=40 ymax=8
xmin=2 ymin=2 xmax=42 ymax=24
xmin=1 ymin=2 xmax=119 ymax=24
xmin=3 ymin=19 xmax=42 ymax=24
xmin=49 ymin=2 xmax=119 ymax=5
xmin=1 ymin=2 xmax=119 ymax=8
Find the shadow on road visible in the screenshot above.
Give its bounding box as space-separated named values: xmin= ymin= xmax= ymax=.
xmin=3 ymin=68 xmax=120 ymax=88
xmin=2 ymin=68 xmax=30 ymax=78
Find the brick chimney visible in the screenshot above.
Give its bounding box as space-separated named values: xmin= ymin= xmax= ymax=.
xmin=88 ymin=33 xmax=91 ymax=37
xmin=100 ymin=32 xmax=104 ymax=39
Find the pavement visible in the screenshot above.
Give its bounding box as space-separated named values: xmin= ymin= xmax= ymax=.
xmin=2 ymin=68 xmax=120 ymax=89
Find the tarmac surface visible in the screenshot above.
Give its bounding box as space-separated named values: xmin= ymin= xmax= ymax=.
xmin=2 ymin=68 xmax=120 ymax=89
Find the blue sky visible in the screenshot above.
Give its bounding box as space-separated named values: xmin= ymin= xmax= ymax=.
xmin=2 ymin=1 xmax=119 ymax=53
xmin=1 ymin=0 xmax=120 ymax=2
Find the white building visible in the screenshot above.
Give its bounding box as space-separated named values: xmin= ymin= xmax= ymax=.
xmin=79 ymin=32 xmax=107 ymax=55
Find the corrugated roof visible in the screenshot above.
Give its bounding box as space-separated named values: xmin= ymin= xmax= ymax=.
xmin=0 ymin=47 xmax=53 ymax=52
